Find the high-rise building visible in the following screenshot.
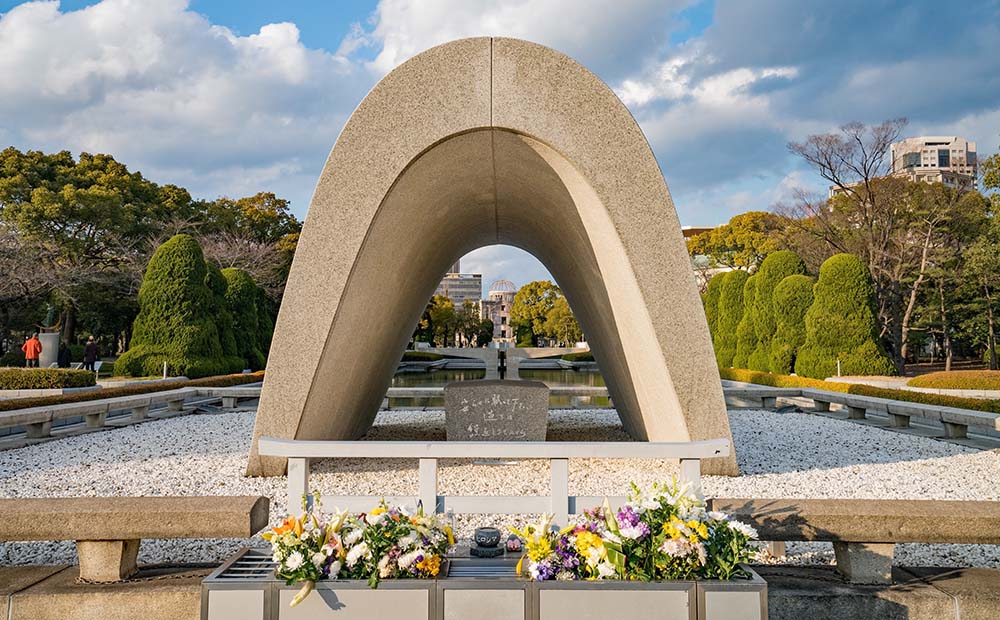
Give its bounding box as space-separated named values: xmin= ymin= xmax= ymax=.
xmin=434 ymin=272 xmax=483 ymax=307
xmin=890 ymin=136 xmax=977 ymax=191
xmin=480 ymin=280 xmax=517 ymax=343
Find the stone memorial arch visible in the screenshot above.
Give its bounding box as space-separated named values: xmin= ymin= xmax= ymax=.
xmin=247 ymin=37 xmax=737 ymax=476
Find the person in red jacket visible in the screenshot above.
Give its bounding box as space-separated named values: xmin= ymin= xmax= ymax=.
xmin=22 ymin=333 xmax=42 ymax=368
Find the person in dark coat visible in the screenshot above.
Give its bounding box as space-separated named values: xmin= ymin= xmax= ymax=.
xmin=57 ymin=342 xmax=71 ymax=368
xmin=83 ymin=336 xmax=99 ymax=372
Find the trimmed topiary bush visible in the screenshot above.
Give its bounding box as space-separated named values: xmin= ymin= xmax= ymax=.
xmin=733 ymin=275 xmax=759 ymax=368
xmin=114 ymin=234 xmax=243 ymax=379
xmin=222 ymin=267 xmax=267 ymax=371
xmin=205 ymin=262 xmax=243 ymax=368
xmin=703 ymin=273 xmax=725 ymax=339
xmin=713 ymin=270 xmax=749 ymax=367
xmin=748 ymin=251 xmax=806 ymax=371
xmin=256 ymin=288 xmax=274 ymax=360
xmin=795 ymin=253 xmax=896 ymax=379
xmin=0 ymin=368 xmax=96 ymax=389
xmin=769 ymin=274 xmax=815 ymax=374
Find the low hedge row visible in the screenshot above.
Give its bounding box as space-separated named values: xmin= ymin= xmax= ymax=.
xmin=719 ymin=367 xmax=1000 ymax=415
xmin=0 ymin=368 xmax=97 ymax=390
xmin=0 ymin=371 xmax=264 ymax=412
xmin=908 ymin=370 xmax=1000 ymax=391
xmin=562 ymin=352 xmax=595 ymax=362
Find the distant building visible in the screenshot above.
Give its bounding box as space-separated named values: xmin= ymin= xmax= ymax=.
xmin=433 ymin=258 xmax=483 ymax=307
xmin=481 ymin=279 xmax=517 ymax=344
xmin=890 ymin=136 xmax=977 ymax=191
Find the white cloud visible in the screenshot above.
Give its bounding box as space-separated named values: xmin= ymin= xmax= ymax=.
xmin=348 ymin=0 xmax=691 ymax=81
xmin=0 ymin=0 xmax=368 ymax=210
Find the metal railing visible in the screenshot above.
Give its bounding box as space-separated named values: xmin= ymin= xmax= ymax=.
xmin=257 ymin=438 xmax=731 ymax=526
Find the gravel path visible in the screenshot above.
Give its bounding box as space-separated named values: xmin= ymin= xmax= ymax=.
xmin=1 ymin=407 xmax=998 ymax=568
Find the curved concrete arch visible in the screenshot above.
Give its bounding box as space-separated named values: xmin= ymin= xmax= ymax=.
xmin=247 ymin=37 xmax=736 ymax=476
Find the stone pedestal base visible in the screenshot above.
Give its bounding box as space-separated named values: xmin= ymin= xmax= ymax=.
xmin=833 ymin=542 xmax=894 ymax=584
xmin=76 ymin=540 xmax=140 ymax=582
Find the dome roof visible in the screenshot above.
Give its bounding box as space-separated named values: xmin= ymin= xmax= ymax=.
xmin=489 ymin=279 xmax=516 ymax=294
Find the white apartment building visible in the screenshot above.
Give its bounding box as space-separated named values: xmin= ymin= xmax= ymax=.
xmin=890 ymin=136 xmax=977 ymax=190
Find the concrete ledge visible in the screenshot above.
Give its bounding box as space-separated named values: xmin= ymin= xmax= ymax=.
xmin=0 ymin=566 xmax=67 ymax=618
xmin=6 ymin=565 xmax=207 ymax=620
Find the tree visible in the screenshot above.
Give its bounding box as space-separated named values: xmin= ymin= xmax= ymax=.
xmin=476 ymin=319 xmax=494 ymax=348
xmin=713 ymin=270 xmax=749 ymax=368
xmin=114 ymin=234 xmax=243 ymax=378
xmin=795 ymin=254 xmax=896 ymax=379
xmin=769 ymin=274 xmax=814 ymax=374
xmin=427 ymin=295 xmax=457 ymax=347
xmin=222 ymin=267 xmax=268 ymax=370
xmin=203 ymin=192 xmax=301 ymax=243
xmin=544 ymin=297 xmax=583 ymax=346
xmin=733 ymin=275 xmax=759 ymax=368
xmin=747 ymin=251 xmax=806 ymax=370
xmin=510 ymin=280 xmax=561 ymax=346
xmin=687 ymin=211 xmax=783 ymax=272
xmin=702 ymin=272 xmax=725 ymax=338
xmin=964 ymin=224 xmax=1000 ymax=369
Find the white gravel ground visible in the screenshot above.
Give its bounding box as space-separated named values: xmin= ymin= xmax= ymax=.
xmin=1 ymin=407 xmax=998 ymax=569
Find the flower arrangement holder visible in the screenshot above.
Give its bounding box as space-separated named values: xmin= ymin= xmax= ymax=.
xmin=201 ymin=550 xmax=766 ymax=620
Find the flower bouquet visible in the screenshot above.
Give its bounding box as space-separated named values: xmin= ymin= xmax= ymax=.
xmin=512 ymin=478 xmax=758 ymax=582
xmin=263 ymin=495 xmax=454 ymax=606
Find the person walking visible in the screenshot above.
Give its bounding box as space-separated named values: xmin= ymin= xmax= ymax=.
xmin=83 ymin=336 xmax=99 ymax=372
xmin=22 ymin=333 xmax=42 ymax=368
xmin=57 ymin=342 xmax=71 ymax=368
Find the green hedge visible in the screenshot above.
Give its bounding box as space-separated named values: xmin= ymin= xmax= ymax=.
xmin=0 ymin=350 xmax=25 ymax=367
xmin=720 ymin=367 xmax=1000 ymax=414
xmin=0 ymin=368 xmax=97 ymax=390
xmin=401 ymin=351 xmax=445 ymax=361
xmin=561 ymin=351 xmax=595 ymax=362
xmin=795 ymin=254 xmax=895 ymax=379
xmin=222 ymin=267 xmax=267 ymax=371
xmin=748 ymin=251 xmax=806 ymax=371
xmin=714 ymin=270 xmax=749 ymax=367
xmin=908 ymin=370 xmax=1000 ymax=390
xmin=769 ymin=274 xmax=815 ymax=374
xmin=733 ymin=275 xmax=759 ymax=368
xmin=0 ymin=371 xmax=264 ymax=412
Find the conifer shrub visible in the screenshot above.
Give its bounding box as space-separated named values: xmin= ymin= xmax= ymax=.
xmin=713 ymin=270 xmax=749 ymax=367
xmin=222 ymin=267 xmax=267 ymax=371
xmin=205 ymin=262 xmax=244 ymax=370
xmin=794 ymin=253 xmax=896 ymax=379
xmin=733 ymin=275 xmax=759 ymax=368
xmin=703 ymin=273 xmax=725 ymax=338
xmin=114 ymin=234 xmax=241 ymax=378
xmin=748 ymin=251 xmax=806 ymax=371
xmin=769 ymin=274 xmax=815 ymax=374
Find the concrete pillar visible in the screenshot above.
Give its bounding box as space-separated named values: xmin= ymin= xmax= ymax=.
xmin=760 ymin=396 xmax=777 ymax=409
xmin=166 ymin=398 xmax=184 ymax=412
xmin=833 ymin=542 xmax=894 ymax=584
xmin=38 ymin=332 xmax=60 ymax=368
xmin=222 ymin=396 xmax=238 ymax=409
xmin=131 ymin=405 xmax=149 ymax=421
xmin=942 ymin=422 xmax=967 ymax=439
xmin=766 ymin=541 xmax=787 ymax=558
xmin=847 ymin=406 xmax=866 ymax=420
xmin=814 ymin=400 xmax=831 ymax=412
xmin=24 ymin=421 xmax=52 ymax=438
xmin=76 ymin=539 xmax=140 ymax=582
xmin=84 ymin=412 xmax=107 ymax=428
xmin=888 ymin=413 xmax=910 ymax=428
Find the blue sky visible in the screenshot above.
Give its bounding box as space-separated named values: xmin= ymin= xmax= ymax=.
xmin=1 ymin=0 xmax=998 ymax=288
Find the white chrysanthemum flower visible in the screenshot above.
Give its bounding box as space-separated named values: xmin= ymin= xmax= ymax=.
xmin=399 ymin=534 xmax=417 ymax=549
xmin=285 ymin=551 xmax=304 ymax=571
xmin=328 ymin=560 xmax=342 ymax=577
xmin=728 ymin=520 xmax=758 ymax=539
xmin=377 ymin=554 xmax=393 ymax=578
xmin=346 ymin=542 xmax=370 ymax=567
xmin=344 ymin=529 xmax=363 ymax=545
xmin=707 ymin=511 xmax=728 ymax=521
xmin=397 ymin=549 xmax=422 ymax=569
xmin=660 ymin=538 xmax=694 ymax=558
xmin=311 ymin=552 xmax=327 ymax=569
xmin=618 ymin=525 xmax=645 ymax=540
xmin=596 ymin=561 xmax=616 ymax=579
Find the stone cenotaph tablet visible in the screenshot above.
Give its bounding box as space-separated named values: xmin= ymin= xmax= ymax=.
xmin=444 ymin=379 xmax=549 ymax=441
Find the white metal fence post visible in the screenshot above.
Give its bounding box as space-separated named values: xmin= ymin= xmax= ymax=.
xmin=678 ymin=458 xmax=702 ymax=500
xmin=287 ymin=457 xmax=310 ymax=512
xmin=418 ymin=458 xmax=438 ymax=513
xmin=550 ymin=458 xmax=569 ymax=526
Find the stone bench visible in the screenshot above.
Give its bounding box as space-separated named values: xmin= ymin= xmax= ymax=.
xmin=708 ymin=497 xmax=1000 ymax=584
xmin=197 ymin=386 xmax=262 ymax=409
xmin=724 ymin=387 xmax=801 ymax=408
xmin=797 ymin=388 xmax=1000 ymax=437
xmin=0 ymin=496 xmax=269 ymax=582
